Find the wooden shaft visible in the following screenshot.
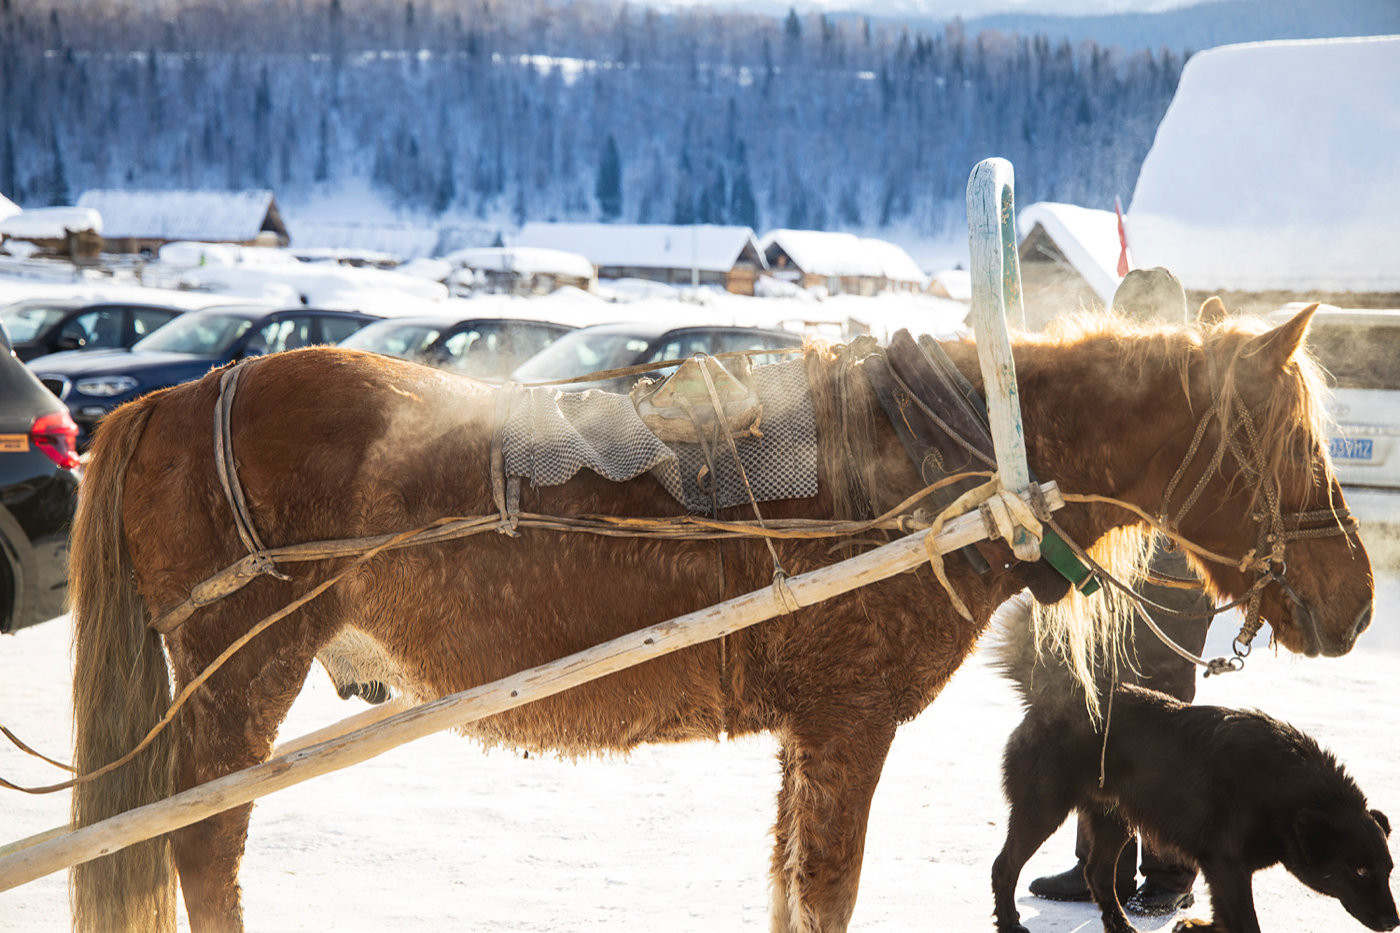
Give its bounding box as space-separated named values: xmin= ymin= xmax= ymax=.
xmin=967 ymin=157 xmax=1038 ymax=562
xmin=0 ymin=484 xmax=1061 ymax=892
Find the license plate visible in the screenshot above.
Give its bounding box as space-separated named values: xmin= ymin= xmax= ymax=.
xmin=0 ymin=434 xmax=28 ymax=453
xmin=1330 ymin=437 xmax=1374 ymax=461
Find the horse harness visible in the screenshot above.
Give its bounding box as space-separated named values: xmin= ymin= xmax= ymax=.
xmin=1150 ymin=359 xmax=1359 ymax=666
xmin=196 ymin=344 xmax=1360 ymax=675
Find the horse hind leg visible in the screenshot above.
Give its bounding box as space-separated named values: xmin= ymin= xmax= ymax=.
xmin=769 ymin=717 xmax=898 ymax=933
xmin=166 ymin=628 xmax=318 ymax=932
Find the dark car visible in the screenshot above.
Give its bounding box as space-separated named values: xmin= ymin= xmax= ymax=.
xmin=339 ymin=313 xmax=575 ymax=381
xmin=33 ymin=305 xmax=377 ymax=448
xmin=0 ymin=298 xmax=189 ymax=362
xmin=0 ymin=323 xmax=81 ymax=633
xmin=508 ymin=320 xmax=805 ymax=391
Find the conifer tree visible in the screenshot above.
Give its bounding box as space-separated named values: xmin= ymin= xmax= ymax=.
xmin=595 ymin=133 xmax=622 ymax=221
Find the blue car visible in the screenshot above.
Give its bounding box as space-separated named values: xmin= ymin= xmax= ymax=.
xmin=33 ymin=304 xmax=376 ymax=448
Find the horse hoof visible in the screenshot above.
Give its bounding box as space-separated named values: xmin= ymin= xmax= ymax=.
xmin=338 ymin=681 xmax=392 ymax=704
xmin=357 ymin=681 xmax=391 ymax=704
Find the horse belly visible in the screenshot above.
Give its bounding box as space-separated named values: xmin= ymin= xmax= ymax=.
xmin=343 ymin=539 xmax=734 ymax=756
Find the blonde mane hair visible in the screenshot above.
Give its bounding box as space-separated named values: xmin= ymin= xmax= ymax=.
xmin=1025 ymin=311 xmax=1335 ymax=711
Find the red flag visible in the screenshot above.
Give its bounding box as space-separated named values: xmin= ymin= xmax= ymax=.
xmin=1114 ymin=196 xmax=1131 ymax=277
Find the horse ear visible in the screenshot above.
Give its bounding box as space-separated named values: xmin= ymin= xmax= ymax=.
xmin=1242 ymin=303 xmax=1318 ymax=372
xmin=1371 ymin=809 xmax=1392 ymax=838
xmin=1196 ymin=296 xmax=1228 ymax=325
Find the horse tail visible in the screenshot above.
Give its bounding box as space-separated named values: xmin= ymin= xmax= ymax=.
xmin=69 ymin=395 xmax=178 ymax=933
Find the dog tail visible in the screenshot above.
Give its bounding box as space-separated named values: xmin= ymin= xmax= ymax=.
xmin=987 ymin=593 xmax=1042 ymax=706
xmin=988 ymin=591 xmax=1109 ymax=717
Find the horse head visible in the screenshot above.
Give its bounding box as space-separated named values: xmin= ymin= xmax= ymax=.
xmin=1166 ymin=304 xmax=1373 ymax=657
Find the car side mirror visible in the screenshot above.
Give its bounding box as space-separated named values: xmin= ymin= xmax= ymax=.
xmin=55 ymin=334 xmax=84 ymax=351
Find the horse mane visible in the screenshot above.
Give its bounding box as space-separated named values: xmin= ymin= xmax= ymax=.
xmin=802 ymin=315 xmax=1334 ymax=717
xmin=804 ymin=338 xmax=887 ymax=523
xmin=1038 ymin=310 xmax=1336 ymax=513
xmin=1204 ymin=316 xmax=1337 ymax=508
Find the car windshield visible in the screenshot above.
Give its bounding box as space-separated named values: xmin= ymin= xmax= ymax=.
xmin=133 ymin=312 xmax=255 ymax=355
xmin=0 ymin=305 xmax=68 ymax=343
xmin=339 ymin=322 xmax=446 ymax=359
xmin=511 ymin=330 xmax=652 ymax=382
xmin=1308 ymin=321 xmax=1400 ymax=390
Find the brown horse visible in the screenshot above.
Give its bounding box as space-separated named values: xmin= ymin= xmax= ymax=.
xmin=67 ymin=305 xmax=1372 ymax=932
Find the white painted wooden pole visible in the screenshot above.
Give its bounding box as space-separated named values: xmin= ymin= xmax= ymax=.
xmin=966 ymin=158 xmax=1039 ymax=562
xmin=0 ymin=483 xmax=1062 ymax=892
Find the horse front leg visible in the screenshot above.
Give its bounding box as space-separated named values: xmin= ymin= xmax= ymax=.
xmin=769 ymin=716 xmax=898 ymax=933
xmin=167 ymin=637 xmax=316 ymax=933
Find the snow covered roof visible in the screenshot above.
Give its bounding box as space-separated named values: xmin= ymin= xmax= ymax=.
xmin=0 ymin=193 xmax=19 ymax=225
xmin=929 ymin=269 xmax=972 ymax=301
xmin=76 ymin=189 xmax=283 ymax=242
xmin=443 ymin=246 xmax=595 ymax=280
xmin=1017 ymin=201 xmax=1122 ymax=304
xmin=1127 ymin=36 xmax=1400 ymax=294
xmin=515 ymin=223 xmax=764 ymax=274
xmin=760 ymin=230 xmax=927 ymax=285
xmin=0 ymin=206 xmax=103 ymax=240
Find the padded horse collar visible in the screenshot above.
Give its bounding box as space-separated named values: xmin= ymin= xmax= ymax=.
xmin=857 ymin=331 xmax=1088 ymax=604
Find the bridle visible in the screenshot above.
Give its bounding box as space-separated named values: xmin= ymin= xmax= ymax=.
xmin=1153 ymin=361 xmax=1359 ymax=666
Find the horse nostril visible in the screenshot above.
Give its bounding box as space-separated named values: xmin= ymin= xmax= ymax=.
xmin=1353 ymin=604 xmax=1374 ymax=642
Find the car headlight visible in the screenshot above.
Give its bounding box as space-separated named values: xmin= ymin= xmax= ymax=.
xmin=73 ymin=376 xmax=138 ymax=397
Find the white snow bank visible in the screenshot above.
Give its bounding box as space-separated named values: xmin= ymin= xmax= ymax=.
xmin=158 ymin=247 xmax=449 ymax=312
xmin=1128 ymin=36 xmax=1400 ymax=293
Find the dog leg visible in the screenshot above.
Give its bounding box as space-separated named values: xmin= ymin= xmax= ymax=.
xmin=1082 ymin=808 xmax=1138 ymax=933
xmin=1194 ymin=862 xmax=1263 ymax=933
xmin=992 ymin=800 xmax=1071 ymax=933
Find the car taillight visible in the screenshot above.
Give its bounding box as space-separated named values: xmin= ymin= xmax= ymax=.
xmin=31 ymin=410 xmax=81 ymax=471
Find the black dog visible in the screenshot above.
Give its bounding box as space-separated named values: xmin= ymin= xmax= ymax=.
xmin=989 ymin=608 xmax=1399 ymax=933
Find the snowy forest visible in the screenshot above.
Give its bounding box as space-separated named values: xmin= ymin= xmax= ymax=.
xmin=1 ymin=0 xmax=1188 ymax=239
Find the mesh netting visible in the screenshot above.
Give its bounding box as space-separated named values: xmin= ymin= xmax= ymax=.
xmin=500 ymin=358 xmax=817 ymax=514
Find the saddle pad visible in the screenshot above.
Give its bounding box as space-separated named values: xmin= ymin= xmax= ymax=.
xmin=499 ymin=357 xmax=817 ymax=514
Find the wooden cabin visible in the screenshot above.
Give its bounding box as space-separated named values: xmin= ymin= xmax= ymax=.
xmin=75 ymin=189 xmax=290 ymax=255
xmin=515 ymin=222 xmax=767 ymax=295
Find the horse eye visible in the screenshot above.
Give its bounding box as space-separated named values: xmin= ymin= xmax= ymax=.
xmin=1356 ymin=866 xmax=1371 ymax=878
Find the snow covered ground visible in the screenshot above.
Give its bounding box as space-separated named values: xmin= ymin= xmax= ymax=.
xmin=2 ymin=567 xmax=1398 ymax=932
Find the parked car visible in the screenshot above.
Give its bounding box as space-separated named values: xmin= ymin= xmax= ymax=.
xmin=33 ymin=305 xmax=376 ymax=448
xmin=0 ymin=322 xmax=80 ymax=634
xmin=509 ymin=321 xmax=805 ymax=391
xmin=1275 ymin=306 xmax=1400 ymax=554
xmin=339 ymin=313 xmax=576 ymax=381
xmin=0 ymin=298 xmax=188 ymax=362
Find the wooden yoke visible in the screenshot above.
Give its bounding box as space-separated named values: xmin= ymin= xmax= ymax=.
xmin=966 ymin=158 xmax=1099 ymax=593
xmin=967 ymin=158 xmax=1037 ymax=560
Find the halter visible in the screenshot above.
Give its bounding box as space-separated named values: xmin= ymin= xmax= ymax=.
xmin=1154 ymin=362 xmax=1359 ymax=665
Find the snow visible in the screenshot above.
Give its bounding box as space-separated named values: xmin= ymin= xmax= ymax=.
xmin=761 ymin=229 xmax=928 ymax=286
xmin=1017 ymin=201 xmax=1123 ymax=304
xmin=0 ymin=207 xmax=102 ymax=240
xmin=515 ymin=222 xmax=763 ymax=275
xmin=443 ymin=246 xmax=596 ymax=281
xmin=3 ymin=567 xmax=1399 ymax=931
xmin=1127 ymin=36 xmax=1400 ymax=293
xmin=76 ymin=190 xmax=278 ymax=243
xmin=0 ymin=193 xmax=18 ymax=225
xmin=154 ymin=250 xmax=452 ymax=313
